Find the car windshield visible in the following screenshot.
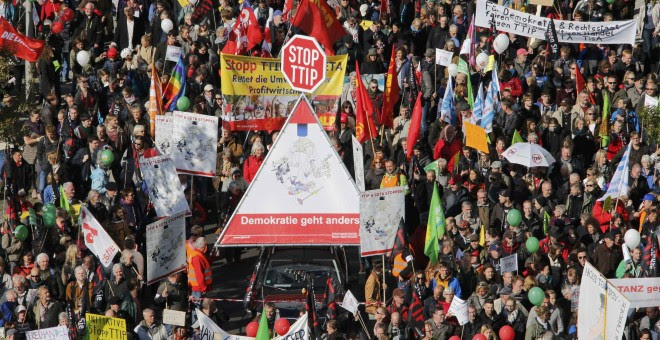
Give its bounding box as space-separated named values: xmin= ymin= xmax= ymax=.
xmin=263 ymin=261 xmax=335 ymax=291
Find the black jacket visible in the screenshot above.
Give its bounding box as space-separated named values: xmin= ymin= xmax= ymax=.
xmin=114 ymin=17 xmax=146 ymax=51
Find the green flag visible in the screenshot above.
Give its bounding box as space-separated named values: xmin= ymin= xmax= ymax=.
xmin=512 ymin=130 xmax=524 ymax=144
xmin=458 ymin=59 xmax=474 ymax=108
xmin=600 ymin=91 xmax=610 ymax=137
xmin=424 ymin=159 xmax=440 ymax=175
xmin=59 ymin=185 xmax=70 ymax=215
xmin=543 ymin=211 xmax=551 ymax=235
xmin=255 ymin=307 xmax=270 ymax=340
xmin=424 ymin=185 xmax=446 ymax=264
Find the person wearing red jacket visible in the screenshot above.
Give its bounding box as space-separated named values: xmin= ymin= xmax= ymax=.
xmin=500 ymin=71 xmax=524 ymax=99
xmin=243 ymin=142 xmax=265 ymax=183
xmin=592 ymin=198 xmax=630 ymax=233
xmin=433 ymin=125 xmax=462 ymax=163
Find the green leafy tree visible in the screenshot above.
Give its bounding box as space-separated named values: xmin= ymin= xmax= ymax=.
xmin=638 ymin=105 xmax=660 ymax=145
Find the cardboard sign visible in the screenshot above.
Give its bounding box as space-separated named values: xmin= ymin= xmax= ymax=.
xmin=26 ymin=326 xmax=69 ymax=340
xmin=163 ymin=309 xmax=187 ymax=326
xmin=435 ymin=49 xmax=453 ymax=66
xmin=86 ymin=313 xmax=127 ymax=340
xmin=500 ymin=254 xmax=519 ymax=273
xmin=165 ymin=45 xmax=183 ymax=62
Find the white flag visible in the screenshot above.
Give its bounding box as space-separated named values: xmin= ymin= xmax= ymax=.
xmin=81 ymin=207 xmax=120 ymax=268
xmin=448 ymin=296 xmax=469 ymax=325
xmin=598 ymin=143 xmax=631 ymax=201
xmin=341 ymin=290 xmax=359 ymax=314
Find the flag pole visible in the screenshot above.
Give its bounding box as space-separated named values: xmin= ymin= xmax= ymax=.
xmin=382 ymin=253 xmax=386 ymax=305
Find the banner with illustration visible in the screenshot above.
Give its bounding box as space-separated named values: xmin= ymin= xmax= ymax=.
xmin=220 ymin=54 xmax=347 ymax=131
xmin=475 ymin=0 xmax=636 ymax=45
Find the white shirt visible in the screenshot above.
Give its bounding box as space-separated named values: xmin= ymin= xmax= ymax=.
xmin=127 ymin=19 xmax=135 ymax=50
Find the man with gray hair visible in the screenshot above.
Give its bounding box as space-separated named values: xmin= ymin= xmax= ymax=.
xmin=188 ymin=237 xmax=212 ymax=319
xmin=134 ymin=308 xmax=168 ymax=340
xmin=65 ymin=266 xmax=93 ymax=314
xmin=36 ymin=253 xmax=64 ymax=301
xmin=102 ymin=264 xmax=128 ymax=311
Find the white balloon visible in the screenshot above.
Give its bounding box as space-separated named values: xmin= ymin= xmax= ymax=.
xmin=76 ymin=50 xmax=90 ymax=67
xmin=447 ymin=64 xmax=458 ymax=77
xmin=161 ymin=19 xmax=174 ymax=33
xmin=189 ymin=0 xmax=197 ymax=4
xmin=494 ymin=33 xmax=510 ymax=54
xmin=624 ymin=229 xmax=641 ymax=249
xmin=476 ymin=52 xmax=489 ymax=70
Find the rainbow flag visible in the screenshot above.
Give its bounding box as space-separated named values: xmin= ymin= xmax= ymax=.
xmin=163 ymin=56 xmax=186 ymax=111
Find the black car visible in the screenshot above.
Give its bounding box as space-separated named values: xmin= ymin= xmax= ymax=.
xmin=244 ymin=247 xmax=352 ymax=321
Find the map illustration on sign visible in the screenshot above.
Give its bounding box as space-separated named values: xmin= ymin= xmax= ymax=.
xmin=171 ymin=111 xmax=218 ymax=177
xmin=271 ymin=137 xmax=332 ymax=205
xmin=359 ymin=187 xmax=405 ymax=256
xmin=215 ymin=95 xmax=360 ymax=247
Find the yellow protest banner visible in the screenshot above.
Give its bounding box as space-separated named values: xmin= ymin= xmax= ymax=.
xmin=486 ymin=55 xmax=495 ymax=73
xmin=86 ymin=313 xmax=127 ymax=340
xmin=465 ymin=122 xmax=490 ymax=154
xmin=220 ymin=54 xmax=347 ymax=131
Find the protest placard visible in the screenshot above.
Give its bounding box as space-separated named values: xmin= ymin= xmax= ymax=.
xmin=475 ymin=0 xmax=636 ymax=45
xmin=163 ymin=309 xmax=187 ymax=326
xmin=500 ymin=254 xmax=518 ymax=273
xmin=448 ymin=296 xmax=469 ymax=325
xmin=165 ymin=46 xmax=183 ymax=62
xmin=435 ymin=49 xmax=453 ymax=67
xmin=610 ymin=277 xmax=660 ymax=308
xmin=139 ymin=155 xmax=189 ymax=217
xmin=220 ymin=54 xmax=347 ymax=131
xmin=342 ymin=290 xmax=359 ymax=314
xmin=146 ymin=211 xmax=187 ymax=284
xmin=154 ymin=115 xmax=172 ymax=154
xmin=360 ymin=187 xmax=406 ymax=256
xmin=352 ymin=135 xmax=365 ymax=192
xmin=86 ymin=313 xmax=127 ymax=340
xmin=171 ymin=111 xmax=218 ymax=177
xmin=26 ymin=326 xmax=68 ymax=340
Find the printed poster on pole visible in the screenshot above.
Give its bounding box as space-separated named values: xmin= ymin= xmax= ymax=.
xmin=171 ymin=111 xmax=218 ymax=177
xmin=352 ymin=135 xmax=365 ymax=192
xmin=139 ymin=155 xmax=189 ymax=217
xmin=81 ymin=207 xmax=120 ymax=268
xmin=146 ymin=211 xmax=187 ymax=285
xmin=154 ymin=115 xmax=173 ymax=155
xmin=578 ymin=262 xmax=630 ymax=340
xmin=215 ymin=96 xmax=360 ymax=247
xmin=359 ymin=187 xmax=405 ymax=256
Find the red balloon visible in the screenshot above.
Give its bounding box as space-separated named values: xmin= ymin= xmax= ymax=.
xmin=473 ymin=335 xmax=487 ymax=340
xmin=499 ymin=325 xmax=515 ymax=340
xmin=274 ymin=318 xmax=291 ymax=336
xmin=245 ymin=321 xmax=259 ymax=337
xmin=60 ymin=8 xmax=74 ymax=22
xmin=51 ymin=21 xmax=63 ymax=34
xmin=449 ymin=337 xmax=461 ymax=340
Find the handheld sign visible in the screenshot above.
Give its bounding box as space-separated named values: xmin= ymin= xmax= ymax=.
xmin=281 ymin=35 xmax=327 ymax=93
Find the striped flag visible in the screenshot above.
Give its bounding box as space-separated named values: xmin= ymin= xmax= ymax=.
xmin=472 ymin=83 xmax=484 ymax=123
xmin=481 ymin=61 xmax=500 ymax=133
xmin=163 ymin=56 xmax=186 ymax=111
xmin=408 ymin=289 xmax=425 ymax=337
xmin=148 ymin=64 xmax=163 ymax=137
xmin=598 ymin=143 xmax=631 ymax=202
xmin=439 ymin=75 xmax=455 ymax=125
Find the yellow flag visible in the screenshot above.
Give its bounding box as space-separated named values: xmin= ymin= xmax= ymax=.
xmin=479 ymin=224 xmax=485 ymax=247
xmin=360 ymin=20 xmax=374 ymax=30
xmin=465 ymin=122 xmax=489 ymax=154
xmin=486 ymin=55 xmax=496 ymax=72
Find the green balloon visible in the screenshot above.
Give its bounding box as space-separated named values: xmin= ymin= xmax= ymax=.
xmin=526 ymin=236 xmax=540 ymax=254
xmin=528 ymin=286 xmax=545 ymax=306
xmin=14 ymin=225 xmax=28 ymax=241
xmin=606 ymin=0 xmax=614 ymax=4
xmin=42 ymin=213 xmax=56 ymax=228
xmin=176 ymin=96 xmax=190 ymax=111
xmin=42 ymin=203 xmax=56 ymax=216
xmin=507 ymin=209 xmax=522 ymax=227
xmin=101 ymin=149 xmax=115 ymax=166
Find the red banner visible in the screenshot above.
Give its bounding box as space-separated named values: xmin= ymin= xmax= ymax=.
xmin=0 ymin=18 xmax=45 ymax=62
xmin=290 ymin=0 xmax=346 ymax=55
xmin=220 ymin=213 xmax=360 ymax=245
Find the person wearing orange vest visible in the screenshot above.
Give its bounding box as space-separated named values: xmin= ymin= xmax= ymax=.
xmin=188 ymin=237 xmax=213 ymax=303
xmin=380 ymin=159 xmax=409 ymax=193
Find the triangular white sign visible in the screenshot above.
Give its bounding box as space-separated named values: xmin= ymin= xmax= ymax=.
xmin=216 ymin=96 xmax=360 ymax=246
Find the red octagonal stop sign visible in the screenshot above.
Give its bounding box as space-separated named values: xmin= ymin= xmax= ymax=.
xmin=281 ymin=35 xmax=327 ymax=93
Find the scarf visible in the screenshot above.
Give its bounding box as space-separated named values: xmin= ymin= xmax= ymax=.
xmin=506 ymin=309 xmax=519 ymax=323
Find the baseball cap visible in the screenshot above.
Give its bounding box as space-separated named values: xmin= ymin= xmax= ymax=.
xmin=516 ymin=48 xmax=529 ymax=56
xmin=491 ymin=161 xmax=502 ymax=169
xmin=643 ymin=194 xmax=656 ymax=202
xmin=469 ymin=234 xmax=479 ymax=242
xmin=449 ymin=174 xmax=461 ymax=185
xmin=499 ymin=188 xmax=511 ymax=198
xmin=340 ymin=114 xmax=348 ymax=123
xmin=273 ymin=10 xmax=283 ymax=17
xmin=204 ymin=84 xmax=214 ymax=92
xmin=489 ymin=243 xmax=501 ymax=252
xmin=16 ymin=305 xmax=27 ymax=313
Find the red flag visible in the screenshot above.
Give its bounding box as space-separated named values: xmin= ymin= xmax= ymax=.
xmin=222 ymin=1 xmax=264 ymax=55
xmin=405 ymin=93 xmax=423 ymax=160
xmin=381 ymin=47 xmax=399 ymax=128
xmin=381 ymin=0 xmax=389 ymax=17
xmin=0 ymin=18 xmax=45 ymax=62
xmin=354 ymin=61 xmax=377 ymax=143
xmin=291 ymin=0 xmax=346 ymax=55
xmin=282 ymin=0 xmax=293 ymax=20
xmin=574 ymin=66 xmax=596 ymax=105
xmin=447 ymin=151 xmax=461 ymax=173
xmin=408 ymin=289 xmax=425 ymax=337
